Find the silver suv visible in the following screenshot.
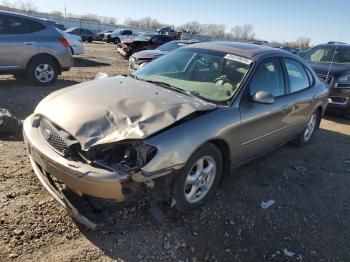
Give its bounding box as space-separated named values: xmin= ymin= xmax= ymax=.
xmin=0 ymin=11 xmax=73 ymax=86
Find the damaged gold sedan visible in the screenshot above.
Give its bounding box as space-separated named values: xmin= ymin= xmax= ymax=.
xmin=24 ymin=42 xmax=329 ymax=228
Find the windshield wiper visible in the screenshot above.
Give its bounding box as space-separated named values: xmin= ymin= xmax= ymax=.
xmin=141 ymin=79 xmax=197 ymax=98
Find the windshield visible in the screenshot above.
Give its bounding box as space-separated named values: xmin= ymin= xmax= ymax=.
xmin=133 ymin=48 xmax=252 ymax=103
xmin=112 ymin=29 xmax=121 ymax=34
xmin=304 ymin=46 xmax=350 ymax=65
xmin=158 ymin=41 xmax=186 ymax=52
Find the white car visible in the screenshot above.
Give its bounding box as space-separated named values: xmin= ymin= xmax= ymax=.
xmin=58 ymin=30 xmax=85 ymax=55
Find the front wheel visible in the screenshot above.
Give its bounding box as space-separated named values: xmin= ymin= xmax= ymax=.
xmin=295 ymin=110 xmax=320 ymax=146
xmin=27 ymin=57 xmax=58 ymax=86
xmin=114 ymin=38 xmax=120 ymax=44
xmin=172 ymin=143 xmax=223 ymax=212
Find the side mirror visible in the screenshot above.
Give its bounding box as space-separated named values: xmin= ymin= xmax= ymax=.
xmin=253 ymin=91 xmax=275 ymax=104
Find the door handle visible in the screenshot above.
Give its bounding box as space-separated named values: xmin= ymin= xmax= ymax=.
xmin=280 ymin=105 xmax=292 ymax=114
xmin=24 ymin=42 xmax=35 ymax=46
xmin=312 ymin=95 xmax=317 ymax=101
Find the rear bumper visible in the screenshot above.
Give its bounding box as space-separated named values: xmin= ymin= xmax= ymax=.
xmin=327 ymin=87 xmax=350 ymax=113
xmin=57 ymin=50 xmax=74 ymax=71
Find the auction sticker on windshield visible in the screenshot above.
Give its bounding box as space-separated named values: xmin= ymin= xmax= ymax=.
xmin=224 ymin=54 xmax=253 ymax=65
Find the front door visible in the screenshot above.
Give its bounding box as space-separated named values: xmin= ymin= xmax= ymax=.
xmin=238 ymin=58 xmax=294 ymax=161
xmin=0 ymin=14 xmax=38 ymax=71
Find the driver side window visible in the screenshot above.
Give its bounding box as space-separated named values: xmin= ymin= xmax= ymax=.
xmin=250 ymin=59 xmax=285 ymax=97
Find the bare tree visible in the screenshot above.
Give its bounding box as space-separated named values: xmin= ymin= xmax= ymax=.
xmin=1 ymin=0 xmax=18 ymax=8
xmin=17 ymin=0 xmax=38 ymax=14
xmin=229 ymin=24 xmax=255 ymax=41
xmin=230 ymin=26 xmax=242 ymax=40
xmin=296 ymin=37 xmax=311 ymax=50
xmin=50 ymin=10 xmax=63 ymax=18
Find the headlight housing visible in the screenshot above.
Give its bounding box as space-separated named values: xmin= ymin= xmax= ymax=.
xmin=90 ymin=141 xmax=157 ymax=172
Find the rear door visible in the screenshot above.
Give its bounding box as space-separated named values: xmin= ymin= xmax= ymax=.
xmin=281 ymin=58 xmax=317 ymax=132
xmin=0 ymin=14 xmax=39 ymax=71
xmin=237 ymin=58 xmax=294 ymax=161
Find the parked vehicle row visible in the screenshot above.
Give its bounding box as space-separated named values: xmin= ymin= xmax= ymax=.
xmin=65 ymin=27 xmax=96 ymax=43
xmin=129 ymin=39 xmax=199 ymax=71
xmin=117 ymin=33 xmax=173 ymax=59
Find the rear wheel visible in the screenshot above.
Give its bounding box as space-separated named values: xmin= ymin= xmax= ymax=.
xmin=344 ymin=113 xmax=350 ymax=120
xmin=88 ymin=37 xmax=93 ymax=43
xmin=172 ymin=143 xmax=223 ymax=211
xmin=27 ymin=57 xmax=58 ymax=86
xmin=295 ymin=110 xmax=320 ymax=146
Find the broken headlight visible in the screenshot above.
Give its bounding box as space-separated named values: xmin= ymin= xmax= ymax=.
xmin=91 ymin=142 xmax=157 ymax=173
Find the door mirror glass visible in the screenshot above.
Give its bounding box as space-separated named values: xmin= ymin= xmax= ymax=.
xmin=253 ymin=91 xmax=275 ymax=104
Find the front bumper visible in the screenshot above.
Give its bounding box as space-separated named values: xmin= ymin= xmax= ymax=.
xmin=23 ymin=115 xmax=131 ymax=228
xmin=327 ymin=86 xmax=350 ymax=113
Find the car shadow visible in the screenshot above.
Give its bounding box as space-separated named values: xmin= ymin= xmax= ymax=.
xmin=73 ymin=127 xmax=350 ymax=261
xmin=74 ymin=57 xmax=110 ymax=67
xmin=324 ymin=112 xmax=350 ymax=124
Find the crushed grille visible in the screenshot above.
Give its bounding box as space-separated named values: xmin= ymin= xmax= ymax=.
xmin=39 ymin=118 xmax=69 ymax=155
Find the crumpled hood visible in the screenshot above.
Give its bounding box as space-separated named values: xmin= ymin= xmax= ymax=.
xmin=35 ymin=76 xmax=217 ymax=150
xmin=133 ymin=49 xmax=167 ymax=60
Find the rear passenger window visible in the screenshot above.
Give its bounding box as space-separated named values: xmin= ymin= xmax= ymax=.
xmin=284 ymin=59 xmax=310 ymax=93
xmin=8 ymin=18 xmax=26 ymax=34
xmin=26 ymin=20 xmax=45 ymax=33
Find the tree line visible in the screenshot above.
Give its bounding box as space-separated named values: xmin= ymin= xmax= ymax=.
xmin=1 ymin=0 xmax=311 ymax=49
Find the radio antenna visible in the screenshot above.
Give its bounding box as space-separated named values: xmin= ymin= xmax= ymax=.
xmin=326 ymin=33 xmax=342 ymax=84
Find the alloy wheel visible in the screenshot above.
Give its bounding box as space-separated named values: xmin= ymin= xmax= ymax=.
xmin=304 ymin=113 xmax=317 ymax=142
xmin=35 ymin=64 xmax=55 ymax=83
xmin=184 ymin=156 xmax=217 ymax=204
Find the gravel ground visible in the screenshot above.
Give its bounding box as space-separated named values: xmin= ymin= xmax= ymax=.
xmin=0 ymin=42 xmax=350 ymax=262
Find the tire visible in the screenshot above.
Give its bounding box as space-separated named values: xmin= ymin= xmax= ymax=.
xmin=344 ymin=114 xmax=350 ymax=120
xmin=26 ymin=57 xmax=59 ymax=86
xmin=88 ymin=37 xmax=93 ymax=43
xmin=295 ymin=110 xmax=320 ymax=146
xmin=172 ymin=143 xmax=223 ymax=212
xmin=113 ymin=37 xmax=120 ymax=44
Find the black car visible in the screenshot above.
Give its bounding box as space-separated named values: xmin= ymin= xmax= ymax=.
xmin=303 ymin=43 xmax=350 ymax=119
xmin=65 ymin=27 xmax=96 ymax=42
xmin=128 ymin=40 xmax=199 ymax=71
xmin=117 ymin=34 xmax=173 ymax=59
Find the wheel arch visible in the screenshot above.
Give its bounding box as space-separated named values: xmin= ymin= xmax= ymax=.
xmin=26 ymin=53 xmax=61 ymax=73
xmin=206 ymin=139 xmax=232 ymax=177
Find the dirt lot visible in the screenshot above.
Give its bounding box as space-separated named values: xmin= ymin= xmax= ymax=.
xmin=0 ymin=42 xmax=350 ymax=262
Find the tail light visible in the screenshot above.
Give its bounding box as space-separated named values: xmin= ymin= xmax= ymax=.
xmin=59 ymin=36 xmax=69 ymax=47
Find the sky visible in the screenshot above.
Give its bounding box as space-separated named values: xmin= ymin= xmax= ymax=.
xmin=28 ymin=0 xmax=350 ymax=44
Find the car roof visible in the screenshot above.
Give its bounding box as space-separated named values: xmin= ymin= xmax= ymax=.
xmin=313 ymin=43 xmax=350 ymax=48
xmin=0 ymin=10 xmax=46 ymax=23
xmin=184 ymin=41 xmax=292 ymax=60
